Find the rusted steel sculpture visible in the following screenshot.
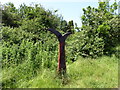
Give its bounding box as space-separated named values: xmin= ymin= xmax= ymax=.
xmin=48 ymin=28 xmax=72 ymax=75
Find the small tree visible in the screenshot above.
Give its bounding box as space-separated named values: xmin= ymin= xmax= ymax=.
xmin=81 ymin=1 xmax=119 ymax=56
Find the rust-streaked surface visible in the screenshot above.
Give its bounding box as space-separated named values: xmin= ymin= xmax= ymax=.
xmin=48 ymin=28 xmax=71 ymax=75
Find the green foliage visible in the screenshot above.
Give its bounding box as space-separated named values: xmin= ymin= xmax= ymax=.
xmin=1 ymin=1 xmax=119 ymax=88
xmin=2 ymin=34 xmax=58 ymax=68
xmin=108 ymin=16 xmax=120 ymax=44
xmin=2 ymin=3 xmax=21 ymax=27
xmin=2 ymin=3 xmax=62 ymax=71
xmin=81 ymin=1 xmax=119 ymax=56
xmin=97 ymin=23 xmax=110 ymax=34
xmin=67 ymin=31 xmax=104 ymax=59
xmin=60 ymin=20 xmax=75 ymax=33
xmin=2 ymin=55 xmax=118 ymax=88
xmin=2 ymin=3 xmax=63 ymax=31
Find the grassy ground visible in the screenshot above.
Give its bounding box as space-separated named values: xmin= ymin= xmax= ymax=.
xmin=1 ymin=55 xmax=118 ymax=88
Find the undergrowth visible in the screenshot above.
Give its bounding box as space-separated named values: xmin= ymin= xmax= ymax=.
xmin=1 ymin=55 xmax=118 ymax=88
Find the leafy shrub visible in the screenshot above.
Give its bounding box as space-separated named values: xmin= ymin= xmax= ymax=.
xmin=67 ymin=31 xmax=104 ymax=59
xmin=81 ymin=1 xmax=119 ymax=56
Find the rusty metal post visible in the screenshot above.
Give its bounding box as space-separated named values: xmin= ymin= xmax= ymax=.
xmin=58 ymin=39 xmax=66 ymax=75
xmin=48 ymin=28 xmax=72 ymax=75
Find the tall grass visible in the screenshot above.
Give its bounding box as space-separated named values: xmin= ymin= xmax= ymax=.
xmin=2 ymin=55 xmax=118 ymax=88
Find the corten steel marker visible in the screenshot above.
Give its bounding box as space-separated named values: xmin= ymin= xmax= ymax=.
xmin=48 ymin=28 xmax=72 ymax=75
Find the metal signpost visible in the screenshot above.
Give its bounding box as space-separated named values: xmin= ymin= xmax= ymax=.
xmin=48 ymin=28 xmax=72 ymax=75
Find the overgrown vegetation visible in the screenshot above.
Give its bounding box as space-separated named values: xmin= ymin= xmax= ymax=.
xmin=1 ymin=56 xmax=118 ymax=88
xmin=1 ymin=1 xmax=119 ymax=88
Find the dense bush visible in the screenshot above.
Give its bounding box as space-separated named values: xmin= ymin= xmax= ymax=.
xmin=2 ymin=2 xmax=75 ymax=70
xmin=67 ymin=31 xmax=104 ymax=59
xmin=80 ymin=1 xmax=120 ymax=56
xmin=2 ymin=1 xmax=120 ymax=70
